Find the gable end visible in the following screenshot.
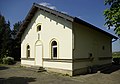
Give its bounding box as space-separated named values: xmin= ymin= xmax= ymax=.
xmin=17 ymin=3 xmax=118 ymax=40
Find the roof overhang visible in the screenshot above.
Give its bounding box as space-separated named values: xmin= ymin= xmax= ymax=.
xmin=17 ymin=3 xmax=118 ymax=40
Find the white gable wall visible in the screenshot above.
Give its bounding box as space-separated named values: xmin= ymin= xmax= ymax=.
xmin=21 ymin=9 xmax=73 ymax=71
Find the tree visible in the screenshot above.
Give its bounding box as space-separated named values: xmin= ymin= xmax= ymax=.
xmin=0 ymin=14 xmax=6 ymax=62
xmin=11 ymin=21 xmax=21 ymax=39
xmin=1 ymin=21 xmax=12 ymax=57
xmin=0 ymin=14 xmax=21 ymax=62
xmin=11 ymin=21 xmax=21 ymax=61
xmin=0 ymin=14 xmax=12 ymax=62
xmin=104 ymin=0 xmax=120 ymax=36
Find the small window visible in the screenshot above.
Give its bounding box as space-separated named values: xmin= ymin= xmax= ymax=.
xmin=37 ymin=25 xmax=41 ymax=32
xmin=88 ymin=53 xmax=94 ymax=61
xmin=102 ymin=46 xmax=105 ymax=50
xmin=27 ymin=45 xmax=30 ymax=58
xmin=89 ymin=53 xmax=92 ymax=57
xmin=51 ymin=41 xmax=57 ymax=58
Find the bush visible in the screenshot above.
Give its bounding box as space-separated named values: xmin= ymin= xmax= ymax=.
xmin=2 ymin=57 xmax=14 ymax=65
xmin=0 ymin=58 xmax=3 ymax=64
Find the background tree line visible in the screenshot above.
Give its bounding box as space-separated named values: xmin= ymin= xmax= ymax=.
xmin=0 ymin=14 xmax=21 ymax=63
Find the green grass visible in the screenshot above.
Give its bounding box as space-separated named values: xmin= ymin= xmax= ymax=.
xmin=112 ymin=51 xmax=120 ymax=58
xmin=0 ymin=63 xmax=6 ymax=66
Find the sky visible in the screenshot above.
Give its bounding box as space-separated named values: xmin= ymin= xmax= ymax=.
xmin=0 ymin=0 xmax=120 ymax=52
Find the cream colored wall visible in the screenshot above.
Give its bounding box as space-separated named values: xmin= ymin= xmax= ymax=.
xmin=44 ymin=61 xmax=72 ymax=70
xmin=21 ymin=9 xmax=73 ymax=70
xmin=21 ymin=60 xmax=35 ymax=66
xmin=73 ymin=22 xmax=112 ymax=69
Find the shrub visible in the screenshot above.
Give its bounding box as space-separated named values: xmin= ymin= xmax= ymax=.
xmin=0 ymin=58 xmax=3 ymax=64
xmin=2 ymin=57 xmax=14 ymax=65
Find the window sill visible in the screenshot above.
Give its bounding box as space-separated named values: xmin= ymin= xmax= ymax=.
xmin=21 ymin=58 xmax=35 ymax=60
xmin=43 ymin=58 xmax=72 ymax=63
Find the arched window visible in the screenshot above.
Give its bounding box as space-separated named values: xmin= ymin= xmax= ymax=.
xmin=37 ymin=25 xmax=41 ymax=32
xmin=27 ymin=45 xmax=30 ymax=58
xmin=51 ymin=41 xmax=57 ymax=58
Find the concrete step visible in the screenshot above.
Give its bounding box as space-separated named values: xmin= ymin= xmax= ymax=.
xmin=24 ymin=66 xmax=46 ymax=72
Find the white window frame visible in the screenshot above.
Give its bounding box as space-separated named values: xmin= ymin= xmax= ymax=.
xmin=51 ymin=41 xmax=58 ymax=59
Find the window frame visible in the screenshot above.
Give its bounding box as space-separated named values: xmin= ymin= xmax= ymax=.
xmin=102 ymin=46 xmax=105 ymax=50
xmin=51 ymin=40 xmax=58 ymax=59
xmin=26 ymin=45 xmax=30 ymax=58
xmin=37 ymin=25 xmax=41 ymax=32
xmin=36 ymin=23 xmax=42 ymax=32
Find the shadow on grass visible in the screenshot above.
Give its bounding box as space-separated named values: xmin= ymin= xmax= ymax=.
xmin=0 ymin=77 xmax=36 ymax=84
xmin=90 ymin=64 xmax=120 ymax=74
xmin=100 ymin=64 xmax=120 ymax=74
xmin=0 ymin=66 xmax=9 ymax=70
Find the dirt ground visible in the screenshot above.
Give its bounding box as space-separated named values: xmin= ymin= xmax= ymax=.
xmin=0 ymin=63 xmax=120 ymax=84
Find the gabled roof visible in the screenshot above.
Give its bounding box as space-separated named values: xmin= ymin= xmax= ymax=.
xmin=17 ymin=3 xmax=118 ymax=39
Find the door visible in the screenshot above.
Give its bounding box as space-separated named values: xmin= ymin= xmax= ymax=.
xmin=36 ymin=45 xmax=42 ymax=66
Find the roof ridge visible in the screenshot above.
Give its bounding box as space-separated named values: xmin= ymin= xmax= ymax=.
xmin=33 ymin=3 xmax=74 ymax=21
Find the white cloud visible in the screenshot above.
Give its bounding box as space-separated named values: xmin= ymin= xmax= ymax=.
xmin=77 ymin=16 xmax=81 ymax=18
xmin=77 ymin=16 xmax=84 ymax=20
xmin=39 ymin=2 xmax=56 ymax=10
xmin=39 ymin=2 xmax=69 ymax=15
xmin=61 ymin=11 xmax=68 ymax=14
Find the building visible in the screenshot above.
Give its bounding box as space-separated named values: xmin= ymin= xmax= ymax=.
xmin=17 ymin=3 xmax=118 ymax=76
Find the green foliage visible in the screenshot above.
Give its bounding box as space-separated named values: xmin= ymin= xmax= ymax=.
xmin=11 ymin=21 xmax=21 ymax=61
xmin=12 ymin=21 xmax=21 ymax=39
xmin=0 ymin=14 xmax=11 ymax=61
xmin=104 ymin=0 xmax=120 ymax=36
xmin=2 ymin=56 xmax=14 ymax=65
xmin=0 ymin=14 xmax=21 ymax=61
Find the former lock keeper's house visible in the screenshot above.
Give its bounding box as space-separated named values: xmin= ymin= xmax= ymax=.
xmin=17 ymin=3 xmax=118 ymax=76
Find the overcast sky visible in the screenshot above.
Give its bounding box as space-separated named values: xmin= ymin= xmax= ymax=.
xmin=0 ymin=0 xmax=120 ymax=52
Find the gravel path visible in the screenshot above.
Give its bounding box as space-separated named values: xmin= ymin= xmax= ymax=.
xmin=0 ymin=63 xmax=120 ymax=84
